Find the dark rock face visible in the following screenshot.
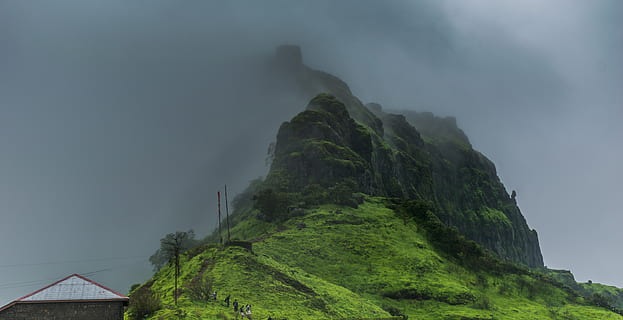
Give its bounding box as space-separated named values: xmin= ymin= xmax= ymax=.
xmin=269 ymin=94 xmax=375 ymax=194
xmin=264 ymin=47 xmax=544 ymax=268
xmin=423 ymin=141 xmax=544 ymax=267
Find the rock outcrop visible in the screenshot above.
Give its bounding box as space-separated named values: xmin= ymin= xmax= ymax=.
xmin=261 ymin=46 xmax=544 ymax=267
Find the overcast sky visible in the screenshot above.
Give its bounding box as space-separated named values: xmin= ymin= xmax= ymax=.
xmin=0 ymin=0 xmax=621 ymax=304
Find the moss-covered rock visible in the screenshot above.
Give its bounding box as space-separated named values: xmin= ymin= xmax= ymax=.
xmin=267 ymin=47 xmax=544 ymax=266
xmin=263 ymin=91 xmax=542 ymax=267
xmin=266 ymin=94 xmax=374 ymax=196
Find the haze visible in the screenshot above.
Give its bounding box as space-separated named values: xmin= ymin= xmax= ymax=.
xmin=1 ymin=1 xmax=621 ymax=304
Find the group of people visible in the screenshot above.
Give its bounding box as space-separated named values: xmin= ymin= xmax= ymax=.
xmin=221 ymin=294 xmax=253 ymax=319
xmin=211 ymin=291 xmax=281 ymax=319
xmin=234 ymin=300 xmax=253 ymax=319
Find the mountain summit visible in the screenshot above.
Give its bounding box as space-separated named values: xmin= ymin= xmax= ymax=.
xmin=263 ymin=45 xmax=543 ymax=268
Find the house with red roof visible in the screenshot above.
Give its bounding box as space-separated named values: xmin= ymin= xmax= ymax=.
xmin=0 ymin=274 xmax=129 ymax=320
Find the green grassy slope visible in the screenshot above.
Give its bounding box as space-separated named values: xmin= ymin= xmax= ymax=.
xmin=580 ymin=282 xmax=623 ymax=308
xmin=134 ymin=246 xmax=389 ymax=319
xmin=129 ymin=198 xmax=622 ymax=320
xmin=547 ymin=269 xmax=623 ymax=311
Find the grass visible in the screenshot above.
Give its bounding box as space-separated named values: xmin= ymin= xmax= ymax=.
xmin=130 ymin=197 xmax=623 ymax=320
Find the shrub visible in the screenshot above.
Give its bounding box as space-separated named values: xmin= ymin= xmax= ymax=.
xmin=186 ymin=277 xmax=214 ymax=302
xmin=328 ymin=179 xmax=358 ymax=207
xmin=382 ymin=287 xmax=432 ymax=300
xmin=445 ymin=291 xmax=476 ymax=305
xmin=253 ymin=188 xmax=290 ymax=221
xmin=475 ymin=273 xmax=488 ymax=288
xmin=129 ymin=283 xmax=141 ymax=293
xmin=383 ymin=305 xmax=408 ymax=320
xmin=127 ymin=287 xmax=161 ymax=320
xmin=498 ymin=282 xmax=513 ymax=296
xmin=301 ymin=184 xmax=328 ymax=205
xmin=472 ymin=294 xmax=493 ymax=310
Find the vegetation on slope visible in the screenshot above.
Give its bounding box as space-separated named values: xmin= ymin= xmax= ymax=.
xmin=129 ymin=198 xmax=622 ymax=320
xmin=547 ymin=269 xmax=623 ymax=312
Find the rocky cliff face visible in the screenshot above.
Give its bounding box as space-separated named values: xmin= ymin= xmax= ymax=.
xmin=262 ymin=46 xmax=544 ymax=268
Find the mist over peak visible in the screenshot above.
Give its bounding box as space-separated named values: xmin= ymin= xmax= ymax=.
xmin=0 ymin=0 xmax=621 ymax=305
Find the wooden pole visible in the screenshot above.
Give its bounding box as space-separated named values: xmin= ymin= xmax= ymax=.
xmin=218 ymin=191 xmax=222 ymax=244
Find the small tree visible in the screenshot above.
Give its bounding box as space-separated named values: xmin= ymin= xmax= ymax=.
xmin=149 ymin=230 xmax=197 ymax=305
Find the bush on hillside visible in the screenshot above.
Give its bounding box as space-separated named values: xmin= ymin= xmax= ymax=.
xmin=127 ymin=287 xmax=161 ymax=320
xmin=129 ymin=283 xmax=141 ymax=293
xmin=253 ymin=188 xmax=291 ymax=222
xmin=472 ymin=293 xmax=493 ymax=310
xmin=328 ymin=179 xmax=359 ymax=207
xmin=383 ymin=305 xmax=408 ymax=320
xmin=186 ymin=276 xmax=214 ymax=302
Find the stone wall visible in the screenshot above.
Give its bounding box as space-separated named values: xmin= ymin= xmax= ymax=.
xmin=0 ymin=301 xmax=125 ymax=320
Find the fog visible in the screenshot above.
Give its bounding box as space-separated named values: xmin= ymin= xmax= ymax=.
xmin=1 ymin=1 xmax=621 ymax=303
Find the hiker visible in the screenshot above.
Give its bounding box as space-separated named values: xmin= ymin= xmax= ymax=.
xmin=224 ymin=294 xmax=231 ymax=307
xmin=243 ymin=304 xmax=252 ymax=319
xmin=233 ymin=299 xmax=239 ymax=312
xmin=212 ymin=291 xmax=218 ymax=301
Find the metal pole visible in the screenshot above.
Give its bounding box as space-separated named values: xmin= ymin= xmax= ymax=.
xmin=174 ymin=246 xmax=179 ymax=305
xmin=225 ymin=185 xmax=231 ymax=242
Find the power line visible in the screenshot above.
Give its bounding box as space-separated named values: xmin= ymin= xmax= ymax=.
xmin=0 ymin=277 xmax=62 ymax=290
xmin=0 ymin=255 xmax=148 ymax=268
xmin=80 ymin=268 xmax=114 ymax=277
xmin=0 ymin=259 xmax=147 ymax=291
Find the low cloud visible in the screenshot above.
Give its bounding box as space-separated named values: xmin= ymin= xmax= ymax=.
xmin=0 ymin=0 xmax=620 ymax=302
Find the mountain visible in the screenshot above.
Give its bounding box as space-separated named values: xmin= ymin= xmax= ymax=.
xmin=266 ymin=45 xmax=542 ymax=268
xmin=126 ymin=47 xmax=622 ymax=319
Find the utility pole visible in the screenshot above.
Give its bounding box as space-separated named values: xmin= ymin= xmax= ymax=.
xmin=218 ymin=191 xmax=222 ymax=244
xmin=174 ymin=245 xmax=179 ymax=306
xmin=225 ymin=184 xmax=231 ymax=242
